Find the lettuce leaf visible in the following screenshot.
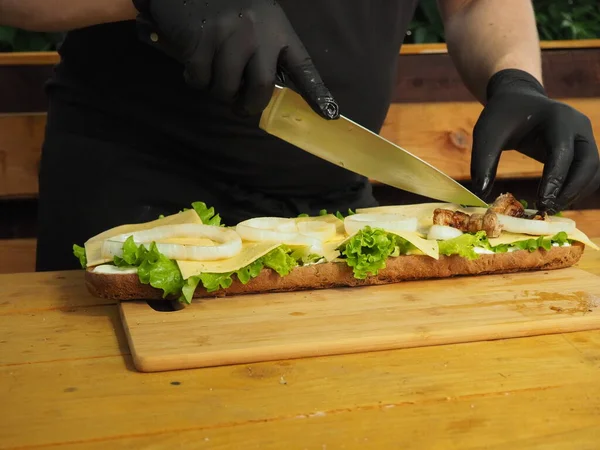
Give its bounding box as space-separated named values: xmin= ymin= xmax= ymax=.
xmin=438 ymin=231 xmax=571 ymax=259
xmin=191 ymin=201 xmax=223 ymax=226
xmin=157 ymin=201 xmax=224 ymax=225
xmin=492 ymin=231 xmax=569 ymax=254
xmin=341 ymin=226 xmax=409 ymax=279
xmin=73 ymin=244 xmax=87 ymax=269
xmin=438 ymin=231 xmax=490 ymax=260
xmin=131 ymin=242 xmax=185 ymax=298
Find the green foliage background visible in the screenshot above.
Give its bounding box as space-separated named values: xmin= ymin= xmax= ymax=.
xmin=407 ymin=0 xmax=600 ymax=43
xmin=1 ymin=0 xmax=599 ymax=51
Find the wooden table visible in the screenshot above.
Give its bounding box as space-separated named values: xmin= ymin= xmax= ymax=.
xmin=2 ymin=223 xmax=600 ymax=448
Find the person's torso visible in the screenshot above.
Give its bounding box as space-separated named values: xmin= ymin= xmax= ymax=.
xmin=47 ymin=0 xmax=418 ymax=196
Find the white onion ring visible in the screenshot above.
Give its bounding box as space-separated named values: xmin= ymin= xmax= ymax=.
xmin=236 ymin=217 xmax=331 ymax=248
xmin=101 ymin=223 xmax=242 ymax=261
xmin=297 ymin=221 xmax=337 ymax=241
xmin=427 ymin=225 xmax=464 ymax=240
xmin=344 ymin=213 xmax=419 ymax=235
xmin=496 ymin=214 xmax=575 ymax=236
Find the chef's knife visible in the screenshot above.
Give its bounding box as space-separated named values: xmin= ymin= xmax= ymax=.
xmin=259 ymin=85 xmax=488 ymax=207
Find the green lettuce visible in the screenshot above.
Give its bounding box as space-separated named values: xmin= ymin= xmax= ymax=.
xmin=157 ymin=201 xmax=224 ymax=225
xmin=438 ymin=231 xmax=571 ymax=259
xmin=113 ymin=237 xmax=185 ymax=299
xmin=340 ymin=226 xmax=412 ymax=279
xmin=191 ymin=201 xmax=223 ymax=226
xmin=491 ymin=231 xmax=569 ymax=254
xmin=73 ymin=244 xmax=87 ymax=269
xmin=438 ymin=231 xmax=490 ymax=260
xmin=107 ymin=238 xmax=298 ymax=304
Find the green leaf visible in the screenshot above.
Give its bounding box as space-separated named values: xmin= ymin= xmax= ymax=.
xmin=0 ymin=26 xmax=17 ymax=51
xmin=180 ymin=276 xmax=201 ymax=304
xmin=134 ymin=242 xmax=185 ymax=298
xmin=113 ymin=236 xmax=148 ymax=266
xmin=438 ymin=231 xmax=490 ymax=260
xmin=262 ymin=245 xmax=298 ymax=276
xmin=191 ymin=202 xmax=223 ymax=226
xmin=72 ymin=245 xmax=87 ymax=269
xmin=198 ymin=272 xmax=234 ymax=293
xmin=341 ymin=227 xmax=405 ymax=279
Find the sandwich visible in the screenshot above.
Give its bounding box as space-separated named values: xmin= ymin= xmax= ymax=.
xmin=74 ymin=193 xmax=597 ymax=304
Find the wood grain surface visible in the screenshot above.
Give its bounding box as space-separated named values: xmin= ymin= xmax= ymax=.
xmin=120 ymin=267 xmax=600 ymax=372
xmin=0 ymin=114 xmax=45 ymax=198
xmin=0 ymin=230 xmax=599 ymax=448
xmin=0 ymin=238 xmax=36 ymax=274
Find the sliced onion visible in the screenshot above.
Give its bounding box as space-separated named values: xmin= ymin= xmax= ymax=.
xmin=236 ymin=217 xmax=321 ymax=247
xmin=496 ymin=213 xmax=575 ymax=236
xmin=101 ymin=223 xmax=242 ymax=261
xmin=344 ymin=213 xmax=419 ymax=235
xmin=427 ymin=225 xmax=464 ymax=240
xmin=297 ymin=221 xmax=337 ymax=241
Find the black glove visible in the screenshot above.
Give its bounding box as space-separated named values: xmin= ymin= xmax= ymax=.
xmin=471 ymin=69 xmax=599 ymax=214
xmin=131 ymin=0 xmax=339 ymax=119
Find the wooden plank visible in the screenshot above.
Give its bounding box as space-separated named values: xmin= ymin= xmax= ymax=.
xmin=2 ymin=329 xmax=599 ymax=448
xmin=393 ymin=49 xmax=600 ymax=103
xmin=379 ymin=98 xmax=600 ymax=181
xmin=32 ymin=383 xmax=600 ymax=450
xmin=0 ymin=52 xmax=59 ymax=66
xmin=119 ymin=267 xmax=600 ymax=372
xmin=1 ymin=47 xmax=600 ymax=113
xmin=401 ymin=39 xmax=600 ymax=54
xmin=0 ymin=270 xmax=114 ymax=314
xmin=0 ymin=114 xmax=46 ymax=198
xmin=0 ymin=40 xmax=598 ymax=65
xmin=0 ymin=305 xmax=129 ymax=366
xmin=0 ymin=238 xmax=36 ymax=274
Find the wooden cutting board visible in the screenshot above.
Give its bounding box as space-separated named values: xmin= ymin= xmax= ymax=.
xmin=119 ymin=267 xmax=600 ymax=372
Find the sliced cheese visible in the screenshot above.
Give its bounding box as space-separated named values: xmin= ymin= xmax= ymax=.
xmin=389 ymin=230 xmax=439 ymax=260
xmin=176 ymin=241 xmax=280 ymax=279
xmin=85 ymin=209 xmax=203 ymax=267
xmin=178 ymin=215 xmax=348 ymax=279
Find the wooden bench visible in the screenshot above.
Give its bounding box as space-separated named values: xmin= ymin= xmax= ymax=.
xmin=1 ymin=40 xmax=600 ymax=273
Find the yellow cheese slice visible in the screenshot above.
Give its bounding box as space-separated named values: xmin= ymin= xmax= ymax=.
xmin=388 ymin=230 xmax=439 ymax=259
xmin=176 ymin=242 xmax=280 ymax=279
xmin=178 ymin=214 xmax=348 ymax=278
xmin=85 ymin=209 xmax=203 ymax=267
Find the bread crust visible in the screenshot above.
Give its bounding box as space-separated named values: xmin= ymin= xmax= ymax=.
xmin=84 ymin=243 xmax=585 ymax=301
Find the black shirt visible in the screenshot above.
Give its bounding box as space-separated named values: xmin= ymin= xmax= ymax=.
xmin=46 ymin=1 xmax=418 ymax=198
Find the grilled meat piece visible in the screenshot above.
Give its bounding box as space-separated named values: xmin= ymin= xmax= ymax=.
xmin=433 ymin=208 xmax=502 ymax=238
xmin=489 ymin=193 xmax=525 ymax=218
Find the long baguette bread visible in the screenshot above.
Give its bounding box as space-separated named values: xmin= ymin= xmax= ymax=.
xmin=85 ymin=242 xmax=584 ymax=301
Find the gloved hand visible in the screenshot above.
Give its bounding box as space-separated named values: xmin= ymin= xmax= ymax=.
xmin=131 ymin=0 xmax=339 ymax=119
xmin=471 ymin=69 xmax=599 ymax=214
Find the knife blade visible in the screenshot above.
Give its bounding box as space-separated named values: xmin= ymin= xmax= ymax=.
xmin=259 ymin=85 xmax=488 ymax=207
